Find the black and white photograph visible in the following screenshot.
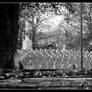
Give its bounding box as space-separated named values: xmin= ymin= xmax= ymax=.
xmin=0 ymin=2 xmax=92 ymax=90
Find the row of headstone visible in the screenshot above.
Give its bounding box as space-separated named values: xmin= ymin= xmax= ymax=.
xmin=15 ymin=49 xmax=92 ymax=70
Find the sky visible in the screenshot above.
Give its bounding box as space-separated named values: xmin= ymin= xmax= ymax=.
xmin=38 ymin=15 xmax=67 ymax=34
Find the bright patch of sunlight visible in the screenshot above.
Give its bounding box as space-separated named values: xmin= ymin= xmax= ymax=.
xmin=38 ymin=15 xmax=66 ymax=33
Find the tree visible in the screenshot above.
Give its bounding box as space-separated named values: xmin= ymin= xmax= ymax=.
xmin=19 ymin=2 xmax=70 ymax=50
xmin=19 ymin=3 xmax=54 ymax=50
xmin=60 ymin=3 xmax=81 ymax=50
xmin=19 ymin=3 xmax=87 ymax=50
xmin=81 ymin=3 xmax=92 ymax=51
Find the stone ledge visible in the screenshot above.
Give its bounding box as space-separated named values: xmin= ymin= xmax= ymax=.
xmin=0 ymin=77 xmax=92 ymax=89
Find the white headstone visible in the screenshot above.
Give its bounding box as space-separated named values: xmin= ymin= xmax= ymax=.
xmin=22 ymin=35 xmax=32 ymax=50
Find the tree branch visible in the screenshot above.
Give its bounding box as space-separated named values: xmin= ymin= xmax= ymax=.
xmin=35 ymin=15 xmax=56 ymax=28
xmin=21 ymin=14 xmax=33 ymax=26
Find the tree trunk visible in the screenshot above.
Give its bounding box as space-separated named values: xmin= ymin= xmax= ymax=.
xmin=32 ymin=28 xmax=36 ymax=50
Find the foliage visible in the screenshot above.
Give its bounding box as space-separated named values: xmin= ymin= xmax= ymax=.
xmin=81 ymin=3 xmax=92 ymax=51
xmin=19 ymin=2 xmax=69 ymax=50
xmin=15 ymin=3 xmax=92 ymax=70
xmin=18 ymin=2 xmax=92 ymax=51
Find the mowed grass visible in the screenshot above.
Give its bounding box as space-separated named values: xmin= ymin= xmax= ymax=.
xmin=14 ymin=49 xmax=92 ymax=70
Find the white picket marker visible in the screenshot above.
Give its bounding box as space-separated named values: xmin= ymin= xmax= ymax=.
xmin=39 ymin=64 xmax=41 ymax=69
xmin=32 ymin=64 xmax=34 ymax=69
xmin=44 ymin=51 xmax=47 ymax=58
xmin=53 ymin=50 xmax=56 ymax=57
xmin=63 ymin=44 xmax=66 ymax=52
xmin=61 ymin=63 xmax=64 ymax=69
xmin=29 ymin=60 xmax=32 ymax=63
xmin=57 ymin=48 xmax=59 ymax=55
xmin=73 ymin=51 xmax=76 ymax=62
xmin=89 ymin=53 xmax=92 ymax=64
xmin=50 ymin=54 xmax=53 ymax=59
xmin=39 ymin=49 xmax=41 ymax=54
xmin=29 ymin=65 xmax=32 ymax=69
xmin=67 ymin=64 xmax=72 ymax=69
xmin=45 ymin=49 xmax=47 ymax=55
xmin=46 ymin=61 xmax=48 ymax=69
xmin=33 ymin=50 xmax=36 ymax=55
xmin=67 ymin=50 xmax=71 ymax=63
xmin=40 ymin=49 xmax=43 ymax=56
xmin=35 ymin=49 xmax=38 ymax=54
xmin=44 ymin=49 xmax=46 ymax=52
xmin=53 ymin=61 xmax=56 ymax=69
xmin=51 ymin=50 xmax=55 ymax=59
xmin=61 ymin=50 xmax=65 ymax=62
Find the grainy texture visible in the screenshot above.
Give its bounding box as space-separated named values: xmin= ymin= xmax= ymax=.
xmin=15 ymin=49 xmax=92 ymax=70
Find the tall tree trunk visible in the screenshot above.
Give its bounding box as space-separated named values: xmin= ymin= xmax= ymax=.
xmin=32 ymin=28 xmax=36 ymax=50
xmin=5 ymin=4 xmax=19 ymax=69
